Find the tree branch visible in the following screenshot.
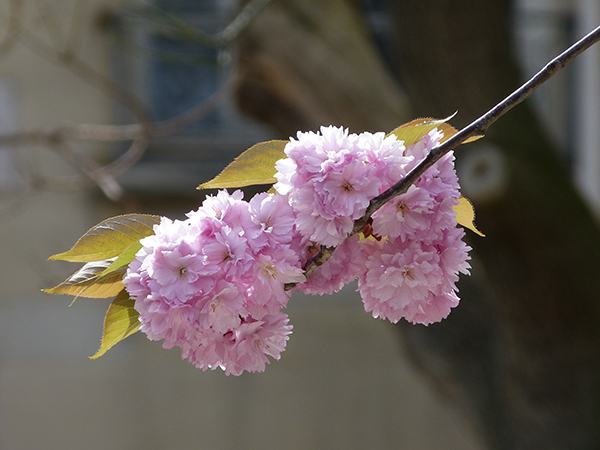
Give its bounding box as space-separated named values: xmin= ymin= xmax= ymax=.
xmin=217 ymin=0 xmax=275 ymax=45
xmin=0 ymin=73 xmax=234 ymax=145
xmin=47 ymin=140 xmax=123 ymax=201
xmin=289 ymin=23 xmax=600 ymax=290
xmin=121 ymin=0 xmax=274 ymax=48
xmin=0 ymin=8 xmax=237 ymax=201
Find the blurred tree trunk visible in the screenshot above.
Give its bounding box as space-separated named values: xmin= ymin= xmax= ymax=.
xmin=236 ymin=0 xmax=600 ymax=449
xmin=234 ymin=0 xmax=412 ymax=134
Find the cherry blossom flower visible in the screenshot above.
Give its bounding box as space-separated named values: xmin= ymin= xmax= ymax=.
xmin=275 ymin=126 xmax=401 ymax=246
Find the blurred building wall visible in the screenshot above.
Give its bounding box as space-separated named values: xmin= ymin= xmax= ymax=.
xmin=0 ymin=0 xmax=599 ymax=449
xmin=0 ymin=1 xmax=485 ymax=449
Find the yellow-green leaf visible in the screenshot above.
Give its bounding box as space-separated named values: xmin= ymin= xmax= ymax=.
xmin=388 ymin=116 xmax=483 ymax=146
xmin=89 ymin=290 xmax=140 ymax=360
xmin=197 ymin=140 xmax=288 ymax=190
xmin=44 ymin=260 xmax=126 ymax=299
xmin=98 ymin=241 xmax=143 ymax=277
xmin=49 ymin=214 xmax=161 ymax=263
xmin=464 ymin=134 xmax=485 ymax=144
xmin=388 ymin=116 xmax=456 ymax=145
xmin=454 ymin=196 xmax=485 ymax=237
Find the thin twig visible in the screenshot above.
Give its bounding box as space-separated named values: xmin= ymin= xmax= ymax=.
xmin=0 ymin=0 xmax=264 ymax=201
xmin=69 ymin=71 xmax=238 ymax=142
xmin=8 ymin=19 xmax=154 ymax=199
xmin=289 ymin=23 xmax=600 ymax=290
xmin=17 ymin=21 xmax=152 ymax=124
xmin=217 ymin=0 xmax=274 ymax=45
xmin=0 ymin=71 xmax=235 ymax=200
xmin=0 ymin=71 xmax=237 ymax=146
xmin=121 ymin=0 xmax=274 ymax=47
xmin=47 ymin=140 xmax=123 ymax=200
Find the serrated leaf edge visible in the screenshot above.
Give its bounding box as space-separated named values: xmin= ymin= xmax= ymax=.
xmin=44 ymin=260 xmax=127 ymax=301
xmin=197 ymin=140 xmax=288 ymax=190
xmin=48 ymin=214 xmax=161 ymax=263
xmin=89 ymin=291 xmax=140 ymax=359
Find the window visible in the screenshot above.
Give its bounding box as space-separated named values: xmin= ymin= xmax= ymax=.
xmin=112 ymin=0 xmax=273 ymax=194
xmin=512 ymin=1 xmax=575 ymax=160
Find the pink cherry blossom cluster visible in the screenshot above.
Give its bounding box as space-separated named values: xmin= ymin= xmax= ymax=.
xmin=276 ymin=126 xmax=471 ymax=324
xmin=124 ymin=125 xmax=471 ymax=375
xmin=124 ymin=190 xmax=305 ymax=375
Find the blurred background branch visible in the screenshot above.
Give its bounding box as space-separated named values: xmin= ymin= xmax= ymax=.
xmin=0 ymin=0 xmax=263 ymax=203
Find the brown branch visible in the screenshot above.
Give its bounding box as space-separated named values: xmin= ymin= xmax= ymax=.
xmin=287 ymin=23 xmax=600 ymax=290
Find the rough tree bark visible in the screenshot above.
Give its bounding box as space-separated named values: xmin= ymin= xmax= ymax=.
xmin=236 ymin=0 xmax=600 ymax=449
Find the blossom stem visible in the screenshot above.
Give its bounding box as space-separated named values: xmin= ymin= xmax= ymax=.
xmin=287 ymin=23 xmax=600 ymax=290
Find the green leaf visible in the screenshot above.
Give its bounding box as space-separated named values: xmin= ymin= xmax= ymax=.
xmin=197 ymin=140 xmax=288 ymax=190
xmin=44 ymin=259 xmax=127 ymax=299
xmin=454 ymin=196 xmax=485 ymax=237
xmin=89 ymin=290 xmax=140 ymax=360
xmin=388 ymin=116 xmax=457 ymax=145
xmin=389 ymin=116 xmax=483 ymax=146
xmin=97 ymin=240 xmax=143 ymax=277
xmin=48 ymin=214 xmax=161 ymax=263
